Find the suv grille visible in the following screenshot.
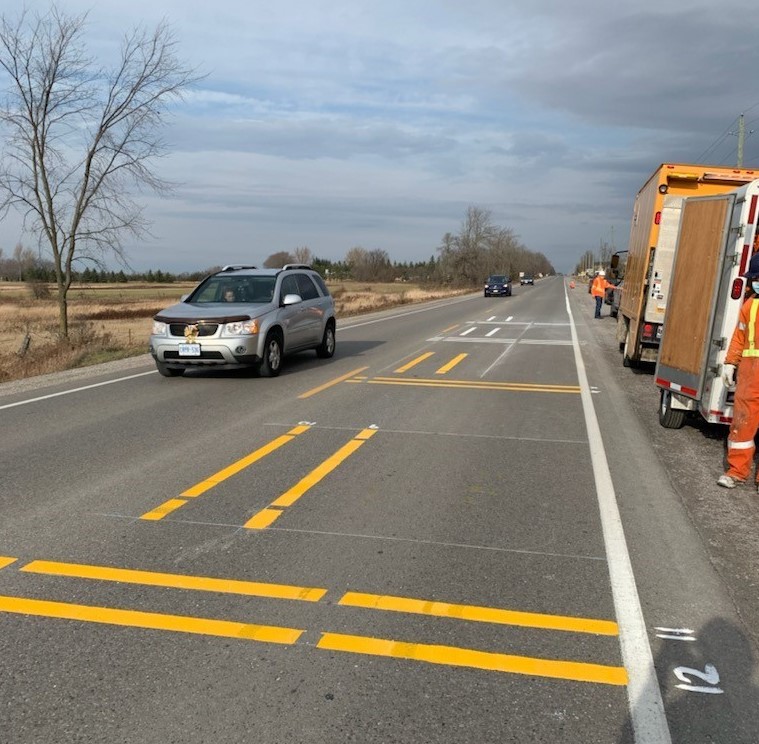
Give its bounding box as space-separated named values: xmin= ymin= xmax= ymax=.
xmin=164 ymin=350 xmax=225 ymax=360
xmin=169 ymin=323 xmax=218 ymax=337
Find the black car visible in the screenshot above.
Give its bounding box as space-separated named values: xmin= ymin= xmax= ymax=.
xmin=484 ymin=275 xmax=513 ymax=297
xmin=520 ymin=274 xmax=534 ymax=285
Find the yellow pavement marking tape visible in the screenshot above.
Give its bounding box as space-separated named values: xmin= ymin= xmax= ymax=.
xmin=244 ymin=428 xmax=378 ymax=529
xmin=21 ymin=560 xmax=327 ymax=602
xmin=140 ymin=498 xmax=188 ymax=521
xmin=299 ymin=367 xmax=369 ymax=399
xmin=339 ymin=592 xmax=618 ymax=636
xmin=0 ymin=557 xmax=17 ymax=570
xmin=244 ymin=508 xmax=285 ymax=530
xmin=0 ymin=595 xmax=302 ymax=645
xmin=317 ymin=633 xmax=628 ymax=686
xmin=354 ymin=377 xmax=580 ymax=393
xmin=181 ymin=425 xmax=311 ymax=498
xmin=435 ymin=353 xmax=468 ymax=375
xmin=394 ymin=352 xmax=434 ymax=374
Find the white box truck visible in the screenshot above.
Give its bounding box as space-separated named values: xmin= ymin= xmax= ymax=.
xmin=618 ymin=163 xmax=758 ymax=367
xmin=655 ymin=179 xmax=759 ymax=428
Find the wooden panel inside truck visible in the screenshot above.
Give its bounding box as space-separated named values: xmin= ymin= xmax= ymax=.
xmin=658 ymin=197 xmax=731 ymax=376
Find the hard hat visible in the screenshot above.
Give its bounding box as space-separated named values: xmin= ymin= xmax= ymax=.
xmin=743 ymin=253 xmax=759 ymax=279
xmin=598 ymin=270 xmax=605 ymax=277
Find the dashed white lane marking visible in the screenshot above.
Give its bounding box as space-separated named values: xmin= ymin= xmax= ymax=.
xmin=460 ymin=327 xmax=477 ymax=336
xmin=485 ymin=328 xmax=501 ymax=337
xmin=506 ymin=315 xmax=513 ymax=322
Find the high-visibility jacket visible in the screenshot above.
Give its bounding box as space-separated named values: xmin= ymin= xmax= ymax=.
xmin=724 ymin=295 xmax=759 ymax=481
xmin=726 ymin=296 xmax=759 ymax=365
xmin=591 ymin=275 xmax=615 ymax=298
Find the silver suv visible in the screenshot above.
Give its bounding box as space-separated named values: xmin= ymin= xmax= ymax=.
xmin=149 ymin=264 xmax=336 ymax=377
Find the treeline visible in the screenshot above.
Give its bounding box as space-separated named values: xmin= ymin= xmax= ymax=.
xmin=1 ymin=205 xmax=554 ymax=286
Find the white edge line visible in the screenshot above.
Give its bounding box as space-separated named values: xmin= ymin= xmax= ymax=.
xmin=565 ymin=283 xmax=672 ymax=743
xmin=0 ymin=370 xmax=157 ymax=410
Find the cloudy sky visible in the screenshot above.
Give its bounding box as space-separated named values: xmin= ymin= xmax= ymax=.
xmin=3 ymin=0 xmax=759 ymax=273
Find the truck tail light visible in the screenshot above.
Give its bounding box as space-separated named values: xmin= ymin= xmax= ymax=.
xmin=732 ymin=278 xmax=745 ymax=300
xmin=654 ymin=211 xmax=662 ymax=225
xmin=642 ymin=323 xmax=657 ymax=341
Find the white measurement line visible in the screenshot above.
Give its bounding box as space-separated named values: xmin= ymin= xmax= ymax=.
xmin=565 ymin=285 xmax=671 ymax=743
xmin=485 ymin=328 xmax=500 ymax=337
xmin=459 ymin=327 xmax=476 ymax=336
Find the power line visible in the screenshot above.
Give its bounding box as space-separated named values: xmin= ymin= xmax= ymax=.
xmin=696 ymin=115 xmax=740 ymax=163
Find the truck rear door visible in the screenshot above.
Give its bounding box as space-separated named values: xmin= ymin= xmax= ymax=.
xmin=656 ymin=193 xmax=735 ymax=400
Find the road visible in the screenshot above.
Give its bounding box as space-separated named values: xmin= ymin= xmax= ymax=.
xmin=0 ymin=276 xmax=757 ymax=743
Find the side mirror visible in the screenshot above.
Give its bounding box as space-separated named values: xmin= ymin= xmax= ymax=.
xmin=282 ymin=293 xmax=303 ymax=306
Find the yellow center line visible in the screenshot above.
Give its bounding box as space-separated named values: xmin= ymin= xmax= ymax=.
xmin=298 ymin=366 xmax=369 ymax=399
xmin=372 ymin=376 xmax=580 ymax=391
xmin=244 ymin=428 xmax=378 ymax=529
xmin=317 ymin=633 xmax=627 ymax=686
xmin=0 ymin=557 xmax=17 ymax=570
xmin=440 ymin=324 xmax=459 ymax=333
xmin=363 ymin=378 xmax=581 ymax=393
xmin=435 ymin=353 xmax=468 ymax=375
xmin=394 ymin=352 xmax=434 ymax=373
xmin=0 ymin=595 xmax=303 ymax=645
xmin=21 ymin=560 xmax=327 ymax=602
xmin=339 ymin=592 xmax=618 ymax=636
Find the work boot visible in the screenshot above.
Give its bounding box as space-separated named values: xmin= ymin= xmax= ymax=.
xmin=717 ymin=474 xmax=741 ymax=488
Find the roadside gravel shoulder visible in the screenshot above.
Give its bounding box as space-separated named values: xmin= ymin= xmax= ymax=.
xmin=0 ymin=353 xmax=154 ymax=399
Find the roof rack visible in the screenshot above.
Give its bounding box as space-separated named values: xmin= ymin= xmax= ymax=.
xmin=282 ymin=264 xmax=312 ymax=270
xmin=221 ymin=265 xmax=257 ymax=271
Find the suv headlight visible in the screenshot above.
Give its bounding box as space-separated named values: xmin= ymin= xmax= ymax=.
xmin=152 ymin=320 xmax=167 ymax=335
xmin=222 ymin=319 xmax=259 ymax=336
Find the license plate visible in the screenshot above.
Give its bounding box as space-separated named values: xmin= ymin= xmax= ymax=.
xmin=178 ymin=343 xmax=201 ymax=357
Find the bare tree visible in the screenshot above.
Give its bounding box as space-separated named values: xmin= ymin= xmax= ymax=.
xmin=0 ymin=8 xmax=197 ymax=336
xmin=263 ymin=251 xmax=294 ymax=268
xmin=12 ymin=241 xmax=35 ymax=280
xmin=292 ymin=246 xmax=313 ymax=265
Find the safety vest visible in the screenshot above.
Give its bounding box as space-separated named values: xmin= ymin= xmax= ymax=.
xmin=743 ymin=299 xmax=759 ymax=357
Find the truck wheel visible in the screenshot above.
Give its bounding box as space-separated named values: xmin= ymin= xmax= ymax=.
xmin=659 ymin=389 xmax=687 ymax=429
xmin=622 ymin=332 xmax=637 ymax=368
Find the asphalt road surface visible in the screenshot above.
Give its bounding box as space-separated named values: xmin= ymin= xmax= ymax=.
xmin=1 ymin=276 xmax=757 ymax=743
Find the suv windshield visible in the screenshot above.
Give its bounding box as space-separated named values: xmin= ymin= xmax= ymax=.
xmin=188 ymin=276 xmax=277 ymax=304
xmin=488 ymin=276 xmax=508 ymax=283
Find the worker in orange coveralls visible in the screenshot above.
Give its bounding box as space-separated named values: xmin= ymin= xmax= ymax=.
xmin=718 ymin=252 xmax=759 ymax=489
xmin=590 ymin=270 xmax=616 ymax=319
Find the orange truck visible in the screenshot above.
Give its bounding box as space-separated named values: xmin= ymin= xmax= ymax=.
xmin=617 ymin=163 xmax=759 ymax=366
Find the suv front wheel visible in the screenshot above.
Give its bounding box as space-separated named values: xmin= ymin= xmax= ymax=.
xmin=259 ymin=332 xmax=283 ymax=377
xmin=316 ymin=322 xmax=336 ymax=358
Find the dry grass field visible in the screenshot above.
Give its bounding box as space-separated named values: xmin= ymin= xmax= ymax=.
xmin=0 ymin=280 xmax=469 ymax=383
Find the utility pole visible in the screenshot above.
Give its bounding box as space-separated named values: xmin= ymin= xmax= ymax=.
xmin=738 ymin=113 xmax=745 ymax=167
